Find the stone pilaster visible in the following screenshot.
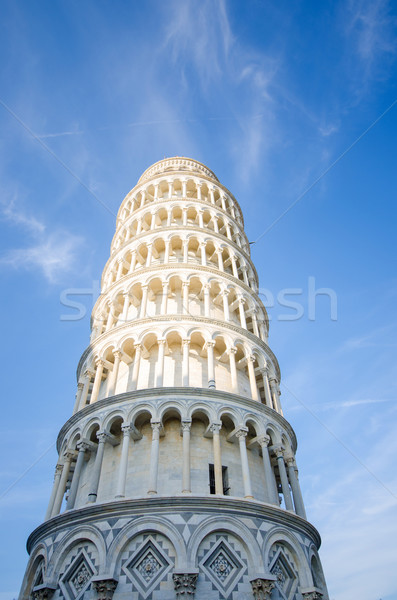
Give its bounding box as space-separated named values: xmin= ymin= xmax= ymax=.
xmin=92 ymin=577 xmax=118 ymax=600
xmin=250 ymin=577 xmax=276 ymax=599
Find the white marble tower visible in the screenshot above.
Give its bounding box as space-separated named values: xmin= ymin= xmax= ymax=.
xmin=19 ymin=157 xmax=328 ymax=600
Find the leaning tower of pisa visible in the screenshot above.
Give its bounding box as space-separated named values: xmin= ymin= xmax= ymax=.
xmin=20 ymin=157 xmax=328 ymax=600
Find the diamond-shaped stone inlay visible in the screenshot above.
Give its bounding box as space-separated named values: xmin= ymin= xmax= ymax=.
xmin=270 ymin=551 xmax=297 ymax=599
xmin=209 ymin=551 xmax=234 ymax=582
xmin=59 ymin=550 xmax=96 ymax=600
xmin=122 ymin=537 xmax=173 ymax=598
xmin=136 ymin=550 xmax=162 ymax=583
xmin=200 ymin=538 xmax=245 ymax=596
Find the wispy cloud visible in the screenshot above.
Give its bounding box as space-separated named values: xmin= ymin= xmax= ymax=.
xmin=0 ymin=196 xmax=84 ymax=284
xmin=0 ymin=231 xmax=84 ymax=283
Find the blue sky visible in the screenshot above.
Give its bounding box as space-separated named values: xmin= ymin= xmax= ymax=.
xmin=0 ymin=1 xmax=396 ymax=598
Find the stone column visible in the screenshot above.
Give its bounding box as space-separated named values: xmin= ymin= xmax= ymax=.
xmin=154 ymin=183 xmax=159 ymax=200
xmin=90 ymin=360 xmax=104 ymax=404
xmin=242 ymin=266 xmax=249 ymax=285
xmin=200 ymin=242 xmax=207 ymax=266
xmin=182 ymin=281 xmax=189 ymax=314
xmin=131 ymin=344 xmax=142 ymax=390
xmin=105 ymin=306 xmax=115 ymax=331
xmin=92 ymin=578 xmax=118 ymax=600
xmin=146 ymin=243 xmax=153 ymax=267
xmin=247 ymin=356 xmax=259 ymax=401
xmin=286 ymin=457 xmax=307 ymax=519
xmin=148 ymin=422 xmax=161 ymax=495
xmin=72 ymin=382 xmax=84 ymax=414
xmin=212 ymin=216 xmax=219 ymax=233
xmin=206 ymin=341 xmax=216 ymax=388
xmin=257 ymin=436 xmax=279 ymax=505
xmin=88 ymin=432 xmax=108 ymax=503
xmin=261 ymin=369 xmax=273 ymax=409
xmin=238 ymin=297 xmax=247 ymax=328
xmin=230 ymin=254 xmax=238 ymax=278
xmin=150 ymin=211 xmax=156 ymax=229
xmin=78 ymin=370 xmax=93 ymax=411
xmin=236 ymin=428 xmax=253 ymax=498
xmin=163 ymin=240 xmax=171 ymax=265
xmin=116 ymin=425 xmax=132 ymax=498
xmin=108 ymin=350 xmax=122 ymax=397
xmin=45 ymin=464 xmax=62 ymax=520
xmin=136 ymin=218 xmax=143 ymax=235
xmin=140 ymin=285 xmax=148 ymax=318
xmin=217 ymin=249 xmax=224 ymax=271
xmin=182 ymin=207 xmax=188 ymax=226
xmin=183 ymin=239 xmax=189 ymax=263
xmin=116 ymin=259 xmax=124 ymax=280
xmin=181 ymin=421 xmax=192 ymax=493
xmin=250 ymin=578 xmax=276 ymax=600
xmin=166 ymin=209 xmax=172 ymax=227
xmin=220 ymin=194 xmax=227 ymax=211
xmin=156 ymin=339 xmax=166 ymax=386
xmin=121 ymin=293 xmax=130 ymax=322
xmin=161 ymin=281 xmax=169 ymax=312
xmin=168 ymin=180 xmax=173 ymax=198
xmin=252 ymin=313 xmax=260 ymax=336
xmin=274 ymin=447 xmax=294 ymax=511
xmin=211 ymin=423 xmax=223 ymax=495
xmin=228 ymin=347 xmax=238 ymax=393
xmin=225 ymin=222 xmax=232 ymax=240
xmin=222 ymin=290 xmax=230 ymax=321
xmin=182 ymin=180 xmax=187 ymax=197
xmin=66 ymin=442 xmax=90 ymax=510
xmin=269 ymin=378 xmax=282 ymax=413
xmin=182 ymin=339 xmax=190 ymax=386
xmin=140 ymin=190 xmax=146 ymax=207
xmin=203 ymin=284 xmax=210 ymax=316
xmin=173 ymin=572 xmax=198 ymax=598
xmin=128 ymin=250 xmax=137 ymax=273
xmin=51 ymin=451 xmax=74 ymax=517
xmin=198 ymin=210 xmax=204 ymax=228
xmin=196 ymin=181 xmax=202 ymax=200
xmin=209 ymin=186 xmax=215 ymax=204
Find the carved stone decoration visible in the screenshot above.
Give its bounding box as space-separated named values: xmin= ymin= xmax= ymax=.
xmin=302 ymin=591 xmax=323 ymax=600
xmin=31 ymin=585 xmax=56 ymax=600
xmin=250 ymin=578 xmax=276 ymax=600
xmin=173 ymin=572 xmax=198 ymax=597
xmin=92 ymin=578 xmax=118 ymax=600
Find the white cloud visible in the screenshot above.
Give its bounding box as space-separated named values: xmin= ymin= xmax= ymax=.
xmin=0 ymin=230 xmax=84 ymax=284
xmin=0 ymin=194 xmax=45 ymax=235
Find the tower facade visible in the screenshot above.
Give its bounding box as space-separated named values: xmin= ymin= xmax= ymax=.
xmin=20 ymin=158 xmax=328 ymax=600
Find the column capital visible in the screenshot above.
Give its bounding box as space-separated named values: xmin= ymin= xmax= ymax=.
xmin=95 ymin=358 xmax=105 ymax=368
xmin=32 ymin=585 xmax=57 ymax=600
xmin=235 ymin=427 xmax=249 ymax=439
xmin=301 ymin=590 xmax=324 ymax=600
xmin=158 ymin=338 xmax=167 ymax=346
xmin=97 ymin=431 xmax=110 ymax=444
xmin=285 ymin=456 xmax=296 ymax=468
xmin=273 ymin=446 xmax=285 ymax=459
xmin=173 ymin=571 xmax=198 ymax=597
xmin=134 ymin=343 xmax=143 ymax=352
xmin=210 ymin=422 xmax=222 ymax=434
xmin=151 ymin=421 xmax=162 ymax=433
xmin=92 ymin=577 xmax=118 ymax=600
xmin=247 ymin=354 xmax=256 ymax=363
xmin=181 ymin=421 xmax=192 ymax=432
xmin=121 ymin=424 xmax=132 ymax=436
xmin=84 ymin=369 xmax=94 ymax=380
xmin=250 ymin=577 xmax=276 ymax=599
xmin=63 ymin=450 xmax=76 ymax=462
xmin=205 ymin=340 xmax=215 ymax=349
xmin=113 ymin=349 xmax=122 ymax=360
xmin=227 ymin=346 xmax=237 ymax=355
xmin=77 ymin=382 xmax=84 ymax=391
xmin=182 ymin=338 xmax=190 ymax=346
xmin=54 ymin=464 xmax=63 ymax=476
xmin=257 ymin=435 xmax=271 ymax=448
xmin=76 ymin=441 xmax=92 ymax=452
xmin=182 ymin=280 xmax=189 ymax=287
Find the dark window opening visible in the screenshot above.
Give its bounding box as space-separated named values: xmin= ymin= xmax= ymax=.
xmin=209 ymin=464 xmax=230 ymax=495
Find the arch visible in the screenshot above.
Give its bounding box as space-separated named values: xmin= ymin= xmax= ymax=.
xmin=19 ymin=544 xmax=48 ymax=599
xmin=47 ymin=525 xmax=107 ymax=580
xmin=107 ymin=516 xmax=188 ymax=574
xmin=187 ymin=515 xmax=263 ymax=572
xmin=262 ymin=527 xmax=312 ymax=589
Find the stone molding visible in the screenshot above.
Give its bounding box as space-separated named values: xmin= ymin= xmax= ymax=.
xmin=301 ymin=588 xmax=324 ymax=600
xmin=26 ymin=495 xmax=321 ymax=554
xmin=56 ymin=387 xmax=296 ymax=454
xmin=78 ymin=309 xmax=277 ymax=381
xmin=138 ymin=157 xmax=219 ymax=184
